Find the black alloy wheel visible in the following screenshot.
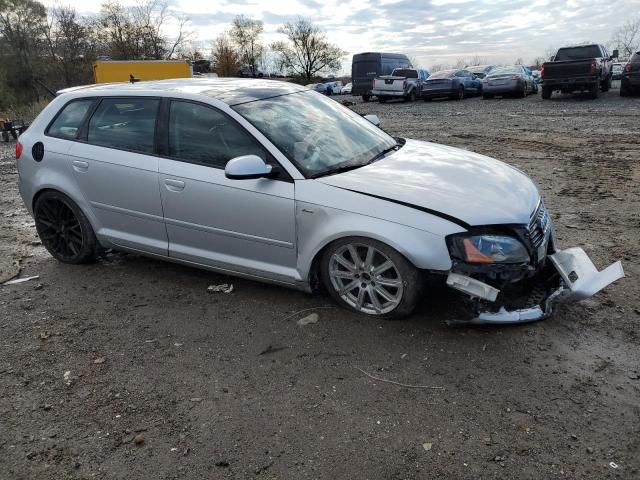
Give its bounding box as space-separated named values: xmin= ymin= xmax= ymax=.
xmin=34 ymin=191 xmax=98 ymax=264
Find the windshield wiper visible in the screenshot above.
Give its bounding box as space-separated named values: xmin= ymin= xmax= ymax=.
xmin=310 ymin=143 xmax=401 ymax=179
xmin=367 ymin=143 xmax=401 ymax=164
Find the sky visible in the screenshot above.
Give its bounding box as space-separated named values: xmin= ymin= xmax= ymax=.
xmin=46 ymin=0 xmax=637 ymax=74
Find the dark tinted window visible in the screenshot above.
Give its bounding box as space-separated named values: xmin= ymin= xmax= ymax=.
xmin=392 ymin=69 xmax=418 ymax=78
xmin=455 ymin=70 xmax=470 ymax=77
xmin=555 ymin=45 xmax=602 ymax=61
xmin=169 ymin=101 xmax=267 ymax=168
xmin=47 ymin=99 xmax=94 ymax=139
xmin=87 ymin=98 xmax=159 ymax=153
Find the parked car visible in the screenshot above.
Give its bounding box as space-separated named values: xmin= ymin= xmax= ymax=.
xmin=342 ymin=82 xmax=353 ymax=95
xmin=324 ymin=80 xmax=343 ymax=95
xmin=482 ymin=65 xmax=537 ymax=99
xmin=15 ymin=79 xmax=623 ymax=323
xmin=237 ymin=64 xmax=266 ymax=78
xmin=541 ymin=44 xmax=618 ymax=99
xmin=620 ymin=51 xmax=640 ymax=96
xmin=612 ymin=62 xmax=625 ymax=80
xmin=372 ymin=68 xmax=429 ymax=102
xmin=531 ymin=69 xmax=542 ymax=84
xmin=466 ymin=65 xmax=496 ymax=79
xmin=421 ymin=69 xmax=482 ymax=100
xmin=351 ymin=52 xmax=412 ymax=102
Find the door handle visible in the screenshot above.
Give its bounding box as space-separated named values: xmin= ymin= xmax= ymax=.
xmin=164 ymin=179 xmax=185 ymax=192
xmin=72 ymin=160 xmax=89 ymax=172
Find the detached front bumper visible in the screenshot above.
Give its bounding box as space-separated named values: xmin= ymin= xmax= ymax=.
xmin=447 ymin=247 xmax=624 ymax=324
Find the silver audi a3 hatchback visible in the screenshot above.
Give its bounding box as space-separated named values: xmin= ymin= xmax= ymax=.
xmin=16 ymin=78 xmax=624 ymax=323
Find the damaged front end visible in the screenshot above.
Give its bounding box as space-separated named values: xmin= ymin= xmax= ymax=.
xmin=445 ymin=201 xmax=624 ymax=324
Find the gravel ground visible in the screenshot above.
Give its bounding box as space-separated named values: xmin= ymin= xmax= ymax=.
xmin=0 ymin=86 xmax=639 ymax=480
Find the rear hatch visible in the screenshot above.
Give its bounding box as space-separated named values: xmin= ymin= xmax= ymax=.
xmin=352 ymin=59 xmax=379 ymax=95
xmin=374 ymin=75 xmax=406 ymax=92
xmin=487 ymin=74 xmax=515 ymax=86
xmin=424 ymin=79 xmax=451 ymax=89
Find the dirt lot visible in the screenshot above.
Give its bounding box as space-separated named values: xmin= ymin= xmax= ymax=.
xmin=1 ymin=87 xmax=639 ymax=480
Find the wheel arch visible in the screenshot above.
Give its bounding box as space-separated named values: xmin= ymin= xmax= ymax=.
xmin=300 ymin=221 xmax=454 ymax=288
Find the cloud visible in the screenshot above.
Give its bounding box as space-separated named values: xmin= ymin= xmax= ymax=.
xmin=53 ymin=0 xmax=632 ymax=72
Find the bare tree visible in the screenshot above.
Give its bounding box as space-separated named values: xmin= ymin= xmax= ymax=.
xmin=230 ymin=15 xmax=263 ymax=75
xmin=43 ymin=6 xmax=97 ymax=87
xmin=467 ymin=54 xmax=488 ymax=66
xmin=610 ymin=16 xmax=640 ymax=59
xmin=96 ymin=0 xmax=190 ymax=60
xmin=212 ymin=33 xmax=239 ymax=77
xmin=0 ymin=0 xmax=47 ymax=102
xmin=271 ymin=18 xmax=344 ymax=82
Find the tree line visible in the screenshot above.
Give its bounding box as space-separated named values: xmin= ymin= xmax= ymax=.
xmin=0 ymin=0 xmax=344 ymax=110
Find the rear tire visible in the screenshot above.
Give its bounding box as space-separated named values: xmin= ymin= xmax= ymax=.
xmin=601 ymin=75 xmax=611 ymax=92
xmin=406 ymin=90 xmax=416 ymax=102
xmin=482 ymin=93 xmax=493 ymax=100
xmin=451 ymin=86 xmax=464 ymax=100
xmin=620 ymin=85 xmax=630 ymax=97
xmin=379 ymin=96 xmax=387 ymax=103
xmin=590 ymin=82 xmax=599 ymax=99
xmin=542 ymin=86 xmax=552 ymax=99
xmin=320 ymin=237 xmax=423 ymax=319
xmin=362 ymin=95 xmax=370 ymax=102
xmin=34 ymin=191 xmax=98 ymax=264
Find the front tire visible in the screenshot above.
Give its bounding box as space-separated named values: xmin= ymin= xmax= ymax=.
xmin=34 ymin=191 xmax=98 ymax=264
xmin=320 ymin=237 xmax=422 ymax=319
xmin=362 ymin=94 xmax=370 ymax=102
xmin=451 ymin=86 xmax=464 ymax=100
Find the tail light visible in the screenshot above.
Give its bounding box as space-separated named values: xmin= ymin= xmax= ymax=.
xmin=590 ymin=59 xmax=597 ymax=75
xmin=624 ymin=63 xmax=632 ymax=73
xmin=16 ymin=141 xmax=23 ymax=160
xmin=540 ymin=66 xmax=545 ymax=78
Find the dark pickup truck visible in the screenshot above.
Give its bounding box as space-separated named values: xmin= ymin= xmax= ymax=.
xmin=541 ymin=44 xmax=618 ymax=99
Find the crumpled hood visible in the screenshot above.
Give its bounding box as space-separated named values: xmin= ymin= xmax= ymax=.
xmin=317 ymin=139 xmax=540 ymax=226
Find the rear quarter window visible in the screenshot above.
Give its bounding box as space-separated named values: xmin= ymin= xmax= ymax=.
xmin=46 ymin=99 xmax=95 ymax=139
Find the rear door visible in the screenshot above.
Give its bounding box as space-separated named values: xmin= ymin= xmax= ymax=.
xmin=157 ymin=99 xmax=297 ymax=283
xmin=66 ymin=97 xmax=168 ymax=255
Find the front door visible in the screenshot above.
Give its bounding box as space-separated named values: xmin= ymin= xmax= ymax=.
xmin=67 ymin=97 xmax=168 ymax=255
xmin=157 ymin=100 xmax=297 ymax=283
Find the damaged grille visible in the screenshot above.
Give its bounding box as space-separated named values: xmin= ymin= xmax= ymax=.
xmin=527 ymin=200 xmax=551 ymax=249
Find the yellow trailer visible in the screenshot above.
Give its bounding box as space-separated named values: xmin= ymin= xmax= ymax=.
xmin=93 ymin=60 xmax=192 ymax=84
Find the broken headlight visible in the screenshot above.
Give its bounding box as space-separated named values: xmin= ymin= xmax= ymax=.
xmin=450 ymin=235 xmax=530 ymax=264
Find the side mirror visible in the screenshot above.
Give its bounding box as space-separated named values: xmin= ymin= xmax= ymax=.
xmin=225 ymin=155 xmax=272 ymax=180
xmin=612 ymin=49 xmax=619 ymax=59
xmin=363 ymin=114 xmax=380 ymax=127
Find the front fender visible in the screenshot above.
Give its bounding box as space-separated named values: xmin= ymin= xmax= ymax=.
xmin=295 ymin=200 xmax=461 ymax=282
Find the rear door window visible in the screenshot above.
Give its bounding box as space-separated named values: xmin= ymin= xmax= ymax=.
xmin=87 ymin=98 xmax=159 ymax=154
xmin=168 ymin=100 xmax=268 ymax=169
xmin=47 ymin=99 xmax=95 ymax=140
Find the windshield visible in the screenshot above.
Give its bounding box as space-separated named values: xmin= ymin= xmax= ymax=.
xmin=233 ymin=90 xmax=398 ymax=178
xmin=555 ymin=45 xmax=602 ymax=61
xmin=428 ymin=70 xmax=455 ymax=79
